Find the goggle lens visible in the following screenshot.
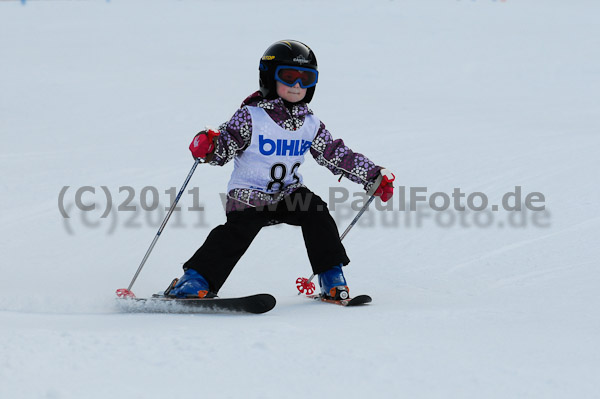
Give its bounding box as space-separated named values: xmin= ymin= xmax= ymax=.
xmin=275 ymin=66 xmax=318 ymax=88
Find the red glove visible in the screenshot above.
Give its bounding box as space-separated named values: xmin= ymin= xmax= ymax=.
xmin=374 ymin=168 xmax=395 ymax=202
xmin=189 ymin=127 xmax=220 ymax=159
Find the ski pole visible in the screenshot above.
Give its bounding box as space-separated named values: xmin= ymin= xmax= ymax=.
xmin=339 ymin=194 xmax=377 ymax=241
xmin=116 ymin=158 xmax=203 ymax=298
xmin=296 ymin=174 xmax=383 ymax=295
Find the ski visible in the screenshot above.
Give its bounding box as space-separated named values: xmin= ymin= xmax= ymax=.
xmin=306 ymin=294 xmax=372 ymax=307
xmin=116 ymin=293 xmax=276 ymax=314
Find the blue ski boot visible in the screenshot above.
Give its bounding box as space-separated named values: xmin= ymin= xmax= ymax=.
xmin=318 ymin=264 xmax=350 ymax=300
xmin=167 ymin=269 xmax=213 ymax=298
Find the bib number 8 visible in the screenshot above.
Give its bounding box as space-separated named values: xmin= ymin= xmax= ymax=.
xmin=267 ymin=162 xmax=301 ymax=192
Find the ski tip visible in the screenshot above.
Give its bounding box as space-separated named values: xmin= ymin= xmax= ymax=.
xmin=347 ymin=295 xmax=372 ymax=306
xmin=244 ymin=293 xmax=277 ymax=314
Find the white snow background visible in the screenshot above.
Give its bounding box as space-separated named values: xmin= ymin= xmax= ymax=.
xmin=1 ymin=0 xmax=599 ymax=398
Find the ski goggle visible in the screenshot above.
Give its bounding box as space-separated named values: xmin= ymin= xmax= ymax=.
xmin=274 ymin=65 xmax=319 ymax=88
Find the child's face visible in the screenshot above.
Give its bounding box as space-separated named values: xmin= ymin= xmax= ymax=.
xmin=276 ymin=81 xmax=307 ymax=103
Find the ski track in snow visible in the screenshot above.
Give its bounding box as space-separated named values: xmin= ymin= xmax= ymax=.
xmin=1 ymin=1 xmax=599 ymax=398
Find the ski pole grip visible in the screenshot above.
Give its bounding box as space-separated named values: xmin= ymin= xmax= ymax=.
xmin=366 ymin=174 xmax=384 ymax=197
xmin=199 ymin=127 xmax=221 ymax=162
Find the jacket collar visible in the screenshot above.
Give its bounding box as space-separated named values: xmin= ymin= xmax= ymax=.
xmin=242 ymin=91 xmax=312 ymax=118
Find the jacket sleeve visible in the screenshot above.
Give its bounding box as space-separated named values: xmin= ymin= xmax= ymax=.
xmin=209 ymin=107 xmax=253 ymax=166
xmin=310 ymin=121 xmax=382 ymax=191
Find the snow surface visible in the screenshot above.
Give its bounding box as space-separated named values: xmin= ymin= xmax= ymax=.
xmin=1 ymin=0 xmax=599 ymax=398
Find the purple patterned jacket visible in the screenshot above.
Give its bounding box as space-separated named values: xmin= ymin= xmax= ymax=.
xmin=209 ymin=91 xmax=382 ymax=212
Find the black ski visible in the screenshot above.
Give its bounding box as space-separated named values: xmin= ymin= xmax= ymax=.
xmin=117 ymin=293 xmax=276 ymax=314
xmin=306 ymin=294 xmax=372 ymax=307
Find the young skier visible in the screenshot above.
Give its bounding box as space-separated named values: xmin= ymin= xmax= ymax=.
xmin=169 ymin=40 xmax=395 ymax=300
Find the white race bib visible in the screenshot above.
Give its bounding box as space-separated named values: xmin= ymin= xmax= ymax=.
xmin=227 ymin=106 xmax=320 ymax=194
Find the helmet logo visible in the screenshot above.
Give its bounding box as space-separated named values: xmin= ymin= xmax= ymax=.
xmin=262 ymin=55 xmax=275 ymax=61
xmin=293 ymin=55 xmax=310 ymax=65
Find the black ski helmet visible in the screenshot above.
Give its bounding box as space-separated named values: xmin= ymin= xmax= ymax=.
xmin=259 ymin=40 xmax=318 ymax=103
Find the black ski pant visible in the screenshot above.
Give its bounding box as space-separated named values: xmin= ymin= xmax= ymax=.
xmin=183 ymin=187 xmax=350 ymax=293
